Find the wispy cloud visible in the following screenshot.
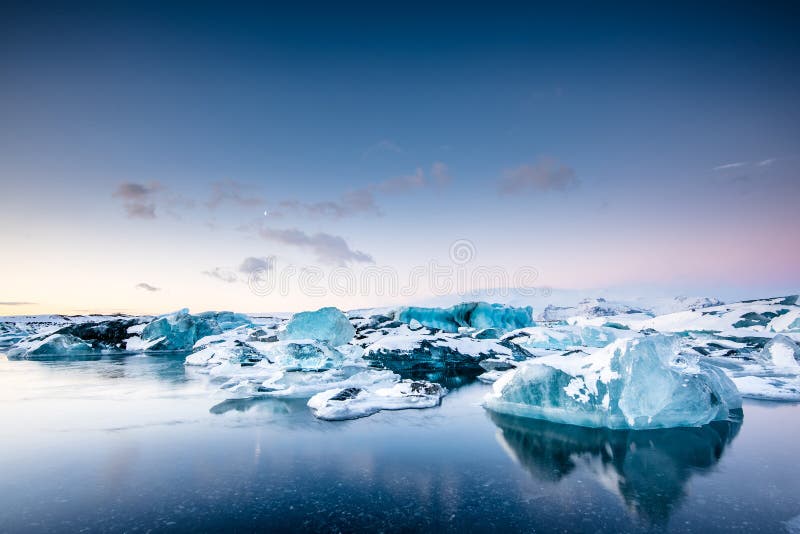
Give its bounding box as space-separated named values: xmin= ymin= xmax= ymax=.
xmin=202 ymin=267 xmax=238 ymax=283
xmin=277 ymin=189 xmax=380 ymax=219
xmin=113 ymin=182 xmax=162 ymax=219
xmin=239 ymin=256 xmax=274 ymax=274
xmin=498 ymin=158 xmax=578 ymax=194
xmin=757 ymin=158 xmax=776 ymax=167
xmin=0 ymin=301 xmax=35 ymax=306
xmin=257 ymin=227 xmax=373 ymax=266
xmin=274 ymin=163 xmax=450 ymax=219
xmin=113 ymin=182 xmax=193 ymax=219
xmin=135 ymin=282 xmax=160 ymax=292
xmin=713 ymin=162 xmax=747 ymax=171
xmin=206 ymin=180 xmax=264 ymax=209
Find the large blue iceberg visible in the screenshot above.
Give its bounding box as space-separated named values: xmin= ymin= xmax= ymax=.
xmin=396 ymin=302 xmax=533 ymax=334
xmin=485 ymin=335 xmax=741 ymax=429
xmin=279 ymin=307 xmax=355 ymax=346
xmin=141 ymin=309 xmax=251 ymax=351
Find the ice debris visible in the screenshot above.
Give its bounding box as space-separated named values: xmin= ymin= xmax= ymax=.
xmin=308 ymin=380 xmax=445 ymax=420
xmin=485 ymin=335 xmax=742 ymax=429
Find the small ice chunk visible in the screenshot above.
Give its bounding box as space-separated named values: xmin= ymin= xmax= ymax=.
xmin=308 ymin=380 xmax=446 ymax=420
xmin=279 ymin=307 xmax=355 ymax=346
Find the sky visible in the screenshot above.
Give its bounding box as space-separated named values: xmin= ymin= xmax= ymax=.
xmin=1 ymin=1 xmax=798 ymax=314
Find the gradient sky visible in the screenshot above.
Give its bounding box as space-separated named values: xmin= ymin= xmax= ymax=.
xmin=1 ymin=1 xmax=799 ymax=314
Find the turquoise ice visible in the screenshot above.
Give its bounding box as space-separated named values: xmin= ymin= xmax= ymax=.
xmin=279 ymin=307 xmax=355 ymax=346
xmin=485 ymin=335 xmax=741 ymax=429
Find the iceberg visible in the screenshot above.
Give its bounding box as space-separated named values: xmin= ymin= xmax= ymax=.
xmin=360 ymin=324 xmax=522 ymax=372
xmin=262 ymin=340 xmax=356 ymax=371
xmin=7 ymin=317 xmax=145 ymax=358
xmin=279 ymin=307 xmax=355 ymax=346
xmin=308 ymin=380 xmax=445 ymax=420
xmin=485 ymin=335 xmax=741 ymax=429
xmin=396 ymin=302 xmax=533 ymax=334
xmin=9 ymin=333 xmax=95 ymax=358
xmin=140 ymin=309 xmax=251 ymax=351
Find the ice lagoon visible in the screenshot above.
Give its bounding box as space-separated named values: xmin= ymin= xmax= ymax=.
xmin=1 ymin=296 xmax=800 ymax=531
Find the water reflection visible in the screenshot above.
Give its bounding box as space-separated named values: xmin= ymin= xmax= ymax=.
xmin=489 ymin=411 xmax=743 ymax=525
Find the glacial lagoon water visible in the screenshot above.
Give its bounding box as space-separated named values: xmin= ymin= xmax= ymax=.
xmin=1 ymin=353 xmax=799 ymax=533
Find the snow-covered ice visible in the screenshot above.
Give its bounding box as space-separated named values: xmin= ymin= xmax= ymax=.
xmin=4 ymin=294 xmax=799 ymax=425
xmin=308 ymin=380 xmax=445 ymax=420
xmin=485 ymin=335 xmax=742 ymax=429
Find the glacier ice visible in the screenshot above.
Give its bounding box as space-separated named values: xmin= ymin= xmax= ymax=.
xmin=503 ymin=325 xmax=637 ymax=352
xmin=9 ymin=333 xmax=95 ymax=358
xmin=396 ymin=302 xmax=533 ymax=334
xmin=7 ymin=317 xmax=146 ymax=358
xmin=539 ymin=298 xmax=651 ymax=322
xmin=279 ymin=307 xmax=355 ymax=346
xmin=710 ymin=334 xmax=800 ymax=401
xmin=308 ymin=380 xmax=445 ymax=420
xmin=140 ymin=309 xmax=251 ymax=351
xmin=754 ymin=334 xmax=800 ymax=368
xmin=485 ymin=335 xmax=742 ymax=429
xmin=359 ymin=323 xmax=524 ymax=372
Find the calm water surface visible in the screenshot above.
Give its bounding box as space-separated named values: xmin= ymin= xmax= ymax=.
xmin=1 ymin=354 xmax=798 ymax=533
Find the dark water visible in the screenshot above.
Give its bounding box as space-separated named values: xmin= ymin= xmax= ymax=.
xmin=1 ymin=354 xmax=799 ymax=533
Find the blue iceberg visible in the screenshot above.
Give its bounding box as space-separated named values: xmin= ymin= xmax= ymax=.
xmin=10 ymin=333 xmax=95 ymax=358
xmin=8 ymin=318 xmax=145 ymax=358
xmin=279 ymin=307 xmax=355 ymax=346
xmin=141 ymin=309 xmax=251 ymax=351
xmin=485 ymin=335 xmax=741 ymax=429
xmin=397 ymin=302 xmax=533 ymax=335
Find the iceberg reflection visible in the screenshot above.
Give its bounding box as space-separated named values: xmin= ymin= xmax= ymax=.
xmin=489 ymin=411 xmax=742 ymax=525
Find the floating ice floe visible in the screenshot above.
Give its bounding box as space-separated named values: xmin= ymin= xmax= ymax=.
xmin=485 ymin=335 xmax=742 ymax=429
xmin=308 ymin=380 xmax=446 ymax=420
